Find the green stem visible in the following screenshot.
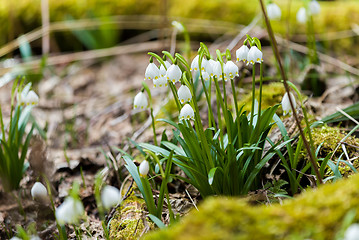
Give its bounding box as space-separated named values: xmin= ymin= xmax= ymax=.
xmin=257 ymin=62 xmax=264 ymax=127
xmin=200 ymin=73 xmax=215 ymax=128
xmin=150 ymin=107 xmax=158 ymax=146
xmin=213 ymin=77 xmax=225 ymax=147
xmin=168 ymin=81 xmax=181 ymax=112
xmin=230 ymin=78 xmax=242 ymax=147
xmin=249 ymin=65 xmax=256 ymax=130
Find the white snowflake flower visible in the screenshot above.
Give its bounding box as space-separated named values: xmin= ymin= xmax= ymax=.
xmin=101 ymin=185 xmax=122 ymax=209
xmin=223 ymin=61 xmax=239 ymax=81
xmin=212 ymin=61 xmax=223 ymax=80
xmin=166 ymin=64 xmax=182 ymax=83
xmin=247 ymin=46 xmax=263 ymax=65
xmin=236 ymin=45 xmax=250 ymax=62
xmin=201 ymin=71 xmax=210 ymax=81
xmin=281 ymin=92 xmax=296 ymax=115
xmin=190 ymin=55 xmax=200 ymax=72
xmin=133 ymin=92 xmax=148 ymax=110
xmin=55 ymin=197 xmax=84 ymax=225
xmin=25 ymin=90 xmax=39 ymax=106
xmin=178 ymin=85 xmax=192 ymax=104
xmin=153 ymin=76 xmax=168 ymax=88
xmin=179 ymin=104 xmax=195 ymax=121
xmin=145 ymin=62 xmax=160 ymax=81
xmin=296 ymin=7 xmax=307 ymax=23
xmin=160 ymin=60 xmax=171 ymax=77
xmin=309 ymin=0 xmax=320 ymax=15
xmin=344 ymin=224 xmax=359 ymax=240
xmin=267 ymin=3 xmax=282 ymax=20
xmin=205 ymin=59 xmax=216 ymax=77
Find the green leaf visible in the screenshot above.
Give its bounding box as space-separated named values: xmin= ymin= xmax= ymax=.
xmin=208 ymin=167 xmax=217 ymax=185
xmin=148 ymin=214 xmax=166 ymax=229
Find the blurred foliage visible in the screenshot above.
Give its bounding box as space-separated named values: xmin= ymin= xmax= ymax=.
xmin=0 ymin=0 xmax=358 ymax=53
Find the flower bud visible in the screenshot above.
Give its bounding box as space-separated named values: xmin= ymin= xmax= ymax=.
xmin=101 ymin=185 xmax=122 ymax=209
xmin=31 ymin=182 xmax=48 ymax=201
xmin=309 ymin=0 xmax=320 ymax=15
xmin=139 ymin=160 xmax=150 ymax=177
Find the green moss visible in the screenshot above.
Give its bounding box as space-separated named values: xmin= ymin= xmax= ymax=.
xmin=144 ymin=174 xmax=359 ymax=239
xmin=109 ymin=193 xmax=153 ymax=240
xmin=238 ymin=82 xmax=285 ymax=113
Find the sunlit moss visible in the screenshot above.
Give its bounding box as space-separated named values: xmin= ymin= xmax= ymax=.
xmin=144 ymin=173 xmax=359 ymax=239
xmin=109 ymin=193 xmax=154 ymax=240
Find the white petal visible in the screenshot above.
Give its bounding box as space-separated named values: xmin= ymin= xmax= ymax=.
xmin=281 ymin=92 xmax=296 ymax=115
xmin=145 ymin=62 xmax=160 ymax=81
xmin=247 ymin=46 xmax=263 ymax=65
xmin=190 ymin=55 xmax=199 ymax=71
xmin=25 ymin=90 xmax=39 ymax=106
xmin=56 ymin=197 xmax=84 ymax=225
xmin=344 ymin=224 xmax=359 ymax=240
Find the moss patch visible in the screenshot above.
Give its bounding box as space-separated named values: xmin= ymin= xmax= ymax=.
xmin=109 ymin=193 xmax=153 ymax=240
xmin=144 ymin=174 xmax=359 ymax=239
xmin=238 ymin=82 xmax=285 ymax=114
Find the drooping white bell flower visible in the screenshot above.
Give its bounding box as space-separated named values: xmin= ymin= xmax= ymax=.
xmin=205 ymin=59 xmax=216 ymax=77
xmin=223 ymin=61 xmax=239 ymax=81
xmin=25 ymin=90 xmax=39 ymax=106
xmin=133 ymin=92 xmax=148 ymax=110
xmin=309 ymin=0 xmax=320 ymax=15
xmin=139 ymin=160 xmax=150 ymax=177
xmin=296 ymin=7 xmax=307 ymax=23
xmin=344 ymin=224 xmax=359 ymax=240
xmin=31 ymin=182 xmax=48 ymax=201
xmin=190 ymin=55 xmax=200 ymax=72
xmin=247 ymin=46 xmax=263 ymax=65
xmin=201 ymin=71 xmax=210 ymax=81
xmin=166 ymin=64 xmax=182 ymax=83
xmin=179 ymin=104 xmax=195 ymax=121
xmin=55 ymin=196 xmax=84 ymax=225
xmin=160 ymin=60 xmax=171 ymax=77
xmin=101 ymin=185 xmax=122 ymax=209
xmin=178 ymin=85 xmax=192 ymax=104
xmin=212 ymin=61 xmax=223 ymax=80
xmin=201 ymin=58 xmax=208 ymax=71
xmin=145 ymin=62 xmax=160 ymax=81
xmin=281 ymin=92 xmax=296 ymax=115
xmin=153 ymin=76 xmax=168 ymax=88
xmin=267 ymin=3 xmax=282 ymax=20
xmin=236 ymin=45 xmax=250 ymax=62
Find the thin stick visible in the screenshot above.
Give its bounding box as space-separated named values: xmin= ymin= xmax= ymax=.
xmin=41 ymin=0 xmax=50 ymax=55
xmin=185 ymin=189 xmax=198 ymax=211
xmin=258 ymin=0 xmax=323 ymax=184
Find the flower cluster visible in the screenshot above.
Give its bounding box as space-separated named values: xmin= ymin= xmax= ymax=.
xmin=236 ymin=45 xmax=263 ymax=65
